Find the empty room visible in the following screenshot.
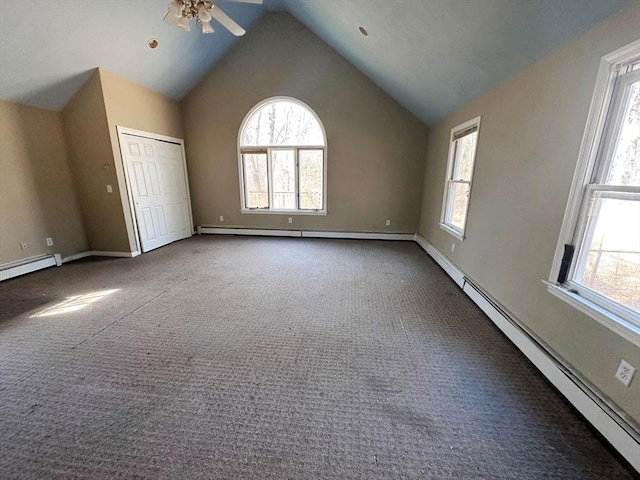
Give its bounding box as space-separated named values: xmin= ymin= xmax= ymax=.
xmin=1 ymin=0 xmax=639 ymax=478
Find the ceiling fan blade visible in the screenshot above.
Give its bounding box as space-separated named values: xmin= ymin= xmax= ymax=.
xmin=163 ymin=10 xmax=181 ymax=27
xmin=227 ymin=0 xmax=263 ymax=4
xmin=210 ymin=6 xmax=246 ymax=36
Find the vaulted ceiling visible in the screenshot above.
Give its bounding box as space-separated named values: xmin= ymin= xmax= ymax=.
xmin=0 ymin=0 xmax=633 ymax=125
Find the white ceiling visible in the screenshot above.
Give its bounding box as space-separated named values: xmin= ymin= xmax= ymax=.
xmin=0 ymin=0 xmax=633 ymax=125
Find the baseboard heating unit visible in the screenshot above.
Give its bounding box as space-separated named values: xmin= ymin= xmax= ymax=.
xmin=415 ymin=240 xmax=639 ymax=471
xmin=197 ymin=226 xmax=415 ymax=241
xmin=0 ymin=253 xmax=62 ymax=282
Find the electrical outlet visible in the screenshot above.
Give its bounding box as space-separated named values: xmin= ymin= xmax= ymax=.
xmin=219 ymin=215 xmax=224 ymax=222
xmin=615 ymin=359 xmax=636 ymax=386
xmin=106 ymin=185 xmax=113 ymax=193
xmin=288 ymin=217 xmax=293 ymax=224
xmin=451 ymin=243 xmax=455 ymax=253
xmin=385 ymin=219 xmax=391 ymax=226
xmin=46 ymin=237 xmax=54 ymax=247
xmin=20 ymin=241 xmax=28 ymax=251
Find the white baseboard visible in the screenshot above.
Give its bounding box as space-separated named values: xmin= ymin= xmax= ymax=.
xmin=199 ymin=227 xmax=302 ymax=237
xmin=91 ymin=250 xmax=140 ymax=258
xmin=0 ymin=254 xmax=62 ymax=281
xmin=61 ymin=252 xmax=92 ymax=263
xmin=415 ymin=234 xmax=465 ymax=287
xmin=199 ymin=227 xmax=414 ymax=241
xmin=302 ymin=231 xmax=415 ymax=241
xmin=62 ymin=250 xmax=139 ymax=264
xmin=5 ymin=249 xmax=141 ymax=271
xmin=414 ymin=235 xmax=639 ymax=472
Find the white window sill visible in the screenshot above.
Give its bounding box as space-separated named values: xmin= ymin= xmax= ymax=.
xmin=545 ymin=282 xmax=640 ymax=347
xmin=240 ymin=209 xmax=327 ymax=216
xmin=439 ymin=223 xmax=465 ymax=241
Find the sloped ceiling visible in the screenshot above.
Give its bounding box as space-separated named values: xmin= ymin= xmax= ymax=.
xmin=281 ymin=0 xmax=634 ymax=124
xmin=0 ymin=0 xmax=268 ymax=112
xmin=0 ymin=0 xmax=633 ymax=125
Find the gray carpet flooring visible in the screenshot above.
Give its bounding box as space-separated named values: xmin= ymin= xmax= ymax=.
xmin=0 ymin=236 xmax=635 ymax=479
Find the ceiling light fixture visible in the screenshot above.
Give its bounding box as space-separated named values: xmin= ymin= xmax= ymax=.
xmin=163 ymin=0 xmax=263 ymax=36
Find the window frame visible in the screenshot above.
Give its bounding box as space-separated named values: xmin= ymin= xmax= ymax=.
xmin=439 ymin=116 xmax=482 ymax=240
xmin=237 ymin=97 xmax=328 ymax=215
xmin=241 ymin=150 xmax=269 ymax=210
xmin=547 ymin=39 xmax=640 ymax=346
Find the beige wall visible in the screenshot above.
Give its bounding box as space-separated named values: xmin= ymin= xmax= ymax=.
xmin=99 ymin=68 xmax=184 ymax=252
xmin=0 ymin=99 xmax=86 ymax=264
xmin=62 ymin=70 xmax=129 ymax=252
xmin=181 ymin=12 xmax=428 ymax=233
xmin=419 ymin=4 xmax=640 ymax=422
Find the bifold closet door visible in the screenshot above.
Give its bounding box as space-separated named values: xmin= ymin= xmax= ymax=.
xmin=122 ymin=135 xmax=191 ymax=253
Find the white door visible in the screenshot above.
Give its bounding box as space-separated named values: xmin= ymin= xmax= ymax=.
xmin=121 ymin=134 xmax=192 ymax=253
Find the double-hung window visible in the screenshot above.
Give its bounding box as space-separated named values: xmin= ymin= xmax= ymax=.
xmin=440 ymin=116 xmax=481 ymax=240
xmin=549 ymin=40 xmax=640 ymax=342
xmin=238 ymin=97 xmax=327 ymax=214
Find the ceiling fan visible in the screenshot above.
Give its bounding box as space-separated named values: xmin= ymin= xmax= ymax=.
xmin=163 ymin=0 xmax=263 ymax=36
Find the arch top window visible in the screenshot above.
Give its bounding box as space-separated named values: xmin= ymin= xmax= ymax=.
xmin=240 ymin=100 xmax=325 ymax=147
xmin=238 ymin=97 xmax=327 ymax=214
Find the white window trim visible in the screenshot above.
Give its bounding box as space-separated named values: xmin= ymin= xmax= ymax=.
xmin=547 ymin=39 xmax=640 ymax=347
xmin=237 ymin=96 xmax=328 ymax=215
xmin=439 ymin=116 xmax=482 ymax=240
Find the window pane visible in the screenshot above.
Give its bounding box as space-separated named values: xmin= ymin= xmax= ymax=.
xmin=574 ymin=191 xmax=640 ymax=313
xmin=605 ymin=80 xmax=640 ymax=186
xmin=452 ymin=132 xmax=478 ymax=181
xmin=299 ymin=150 xmax=323 ymax=210
xmin=243 ymin=153 xmax=269 ymax=208
xmin=445 ymin=182 xmax=470 ymax=231
xmin=241 ymin=100 xmax=324 ymax=146
xmin=272 ymin=150 xmax=296 ymax=210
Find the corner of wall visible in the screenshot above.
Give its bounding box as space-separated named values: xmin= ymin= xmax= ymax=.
xmin=0 ymin=98 xmax=88 ymax=263
xmin=61 ymin=68 xmax=131 ymax=253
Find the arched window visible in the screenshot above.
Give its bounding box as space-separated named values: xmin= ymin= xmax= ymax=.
xmin=238 ymin=97 xmax=327 ymax=213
